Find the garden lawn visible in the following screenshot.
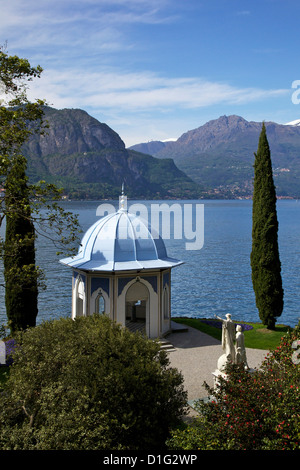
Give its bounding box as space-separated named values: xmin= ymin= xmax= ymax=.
xmin=172 ymin=317 xmax=292 ymax=350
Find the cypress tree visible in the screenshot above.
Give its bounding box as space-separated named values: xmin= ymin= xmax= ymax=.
xmin=4 ymin=157 xmax=38 ymax=333
xmin=250 ymin=123 xmax=284 ymax=329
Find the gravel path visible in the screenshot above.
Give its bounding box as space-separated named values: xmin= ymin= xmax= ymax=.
xmin=166 ymin=323 xmax=269 ymax=402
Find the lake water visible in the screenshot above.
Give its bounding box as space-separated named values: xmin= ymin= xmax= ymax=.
xmin=0 ymin=199 xmax=299 ymax=328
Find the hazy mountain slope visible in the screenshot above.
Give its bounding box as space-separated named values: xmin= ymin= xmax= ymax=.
xmin=130 ymin=115 xmax=300 ymax=198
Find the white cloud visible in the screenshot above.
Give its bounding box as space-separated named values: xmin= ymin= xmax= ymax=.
xmin=24 ymin=66 xmax=289 ymax=147
xmin=6 ymin=0 xmax=287 ymax=114
xmin=28 ymin=67 xmax=289 ymax=112
xmin=0 ymin=0 xmax=174 ymax=52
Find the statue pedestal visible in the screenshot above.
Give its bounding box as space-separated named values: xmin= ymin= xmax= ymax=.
xmin=212 ymin=366 xmax=257 ymax=391
xmin=212 ymin=369 xmax=227 ymax=389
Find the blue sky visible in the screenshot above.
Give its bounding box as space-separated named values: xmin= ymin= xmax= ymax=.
xmin=1 ymin=0 xmax=300 ymax=146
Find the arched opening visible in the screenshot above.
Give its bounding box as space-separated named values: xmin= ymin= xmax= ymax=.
xmin=95 ymin=293 xmax=105 ymax=314
xmin=125 ymin=281 xmax=149 ymax=334
xmin=75 ymin=276 xmax=85 ymax=318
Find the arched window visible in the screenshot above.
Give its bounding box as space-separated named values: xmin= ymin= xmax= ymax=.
xmin=95 ymin=293 xmax=105 ymax=314
xmin=75 ymin=276 xmax=85 ymax=317
xmin=90 ymin=286 xmax=110 ymax=316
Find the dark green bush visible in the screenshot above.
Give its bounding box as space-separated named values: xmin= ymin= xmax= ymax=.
xmin=168 ymin=322 xmax=300 ymax=450
xmin=0 ymin=314 xmax=187 ymax=450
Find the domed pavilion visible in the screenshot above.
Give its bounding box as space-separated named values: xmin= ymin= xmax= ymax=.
xmin=60 ymin=189 xmax=183 ymax=338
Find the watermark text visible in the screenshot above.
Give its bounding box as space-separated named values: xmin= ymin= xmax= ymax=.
xmin=291 ymin=80 xmax=300 ymax=104
xmin=96 ymin=201 xmax=204 ymax=251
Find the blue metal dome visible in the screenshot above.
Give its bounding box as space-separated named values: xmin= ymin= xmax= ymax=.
xmin=60 ymin=201 xmax=183 ymax=272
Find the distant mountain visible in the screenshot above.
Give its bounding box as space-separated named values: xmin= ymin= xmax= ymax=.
xmin=23 ymin=107 xmax=204 ymax=200
xmin=130 ymin=115 xmax=300 ymax=198
xmin=132 ymin=140 xmax=171 ymax=155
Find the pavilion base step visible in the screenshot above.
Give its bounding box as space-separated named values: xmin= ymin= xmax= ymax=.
xmin=158 ymin=339 xmax=176 ymax=352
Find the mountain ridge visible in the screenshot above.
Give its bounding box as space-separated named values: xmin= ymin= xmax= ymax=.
xmin=23 ymin=107 xmax=204 ymax=200
xmin=129 ymin=115 xmax=300 ymax=198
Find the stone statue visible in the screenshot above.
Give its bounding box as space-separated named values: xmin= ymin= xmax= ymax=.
xmin=235 ymin=325 xmax=249 ymax=369
xmin=215 ymin=313 xmax=236 ymax=364
xmin=212 ymin=315 xmax=251 ymax=388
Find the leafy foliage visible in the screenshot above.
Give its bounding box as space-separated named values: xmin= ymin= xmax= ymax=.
xmin=167 ymin=322 xmax=300 ymax=450
xmin=0 ymin=315 xmax=188 ymax=450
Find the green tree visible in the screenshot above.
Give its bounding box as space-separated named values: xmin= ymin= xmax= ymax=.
xmin=250 ymin=123 xmax=283 ymax=329
xmin=0 ymin=47 xmax=80 ymax=332
xmin=4 ymin=157 xmax=39 ymax=332
xmin=0 ymin=314 xmax=188 ymax=450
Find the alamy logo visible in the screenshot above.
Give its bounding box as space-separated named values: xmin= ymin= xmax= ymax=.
xmin=96 ymin=201 xmax=204 ymax=251
xmin=291 ymin=80 xmax=300 ymax=104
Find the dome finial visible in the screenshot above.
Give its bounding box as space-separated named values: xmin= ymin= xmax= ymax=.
xmin=119 ymin=182 xmax=127 ymax=212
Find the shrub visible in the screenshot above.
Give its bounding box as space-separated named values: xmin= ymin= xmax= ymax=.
xmin=167 ymin=322 xmax=300 ymax=450
xmin=0 ymin=314 xmax=187 ymax=450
